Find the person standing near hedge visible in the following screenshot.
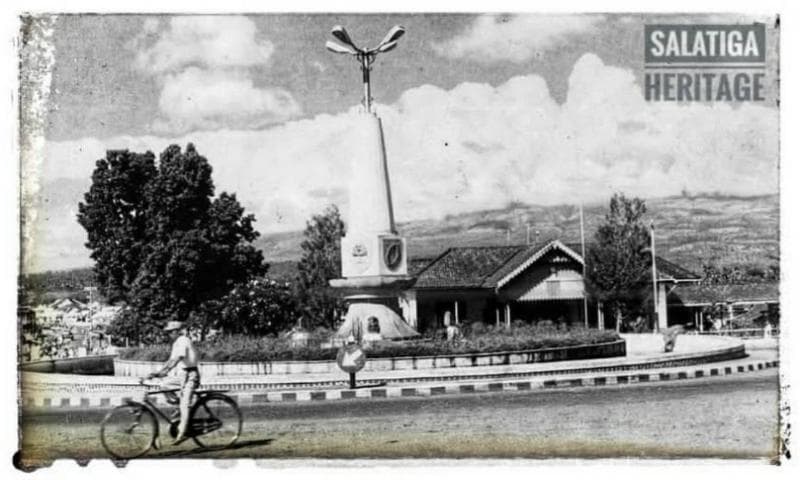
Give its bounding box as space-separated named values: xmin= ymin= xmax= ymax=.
xmin=146 ymin=321 xmax=199 ymax=445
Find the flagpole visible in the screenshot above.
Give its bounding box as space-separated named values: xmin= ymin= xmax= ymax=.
xmin=580 ymin=204 xmax=589 ymax=328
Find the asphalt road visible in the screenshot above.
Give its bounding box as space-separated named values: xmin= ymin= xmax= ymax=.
xmin=17 ymin=370 xmax=781 ymax=468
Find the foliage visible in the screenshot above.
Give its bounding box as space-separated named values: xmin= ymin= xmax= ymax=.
xmin=118 ymin=327 xmax=621 ymax=363
xmin=213 ymin=277 xmax=300 ymax=336
xmin=586 ymin=193 xmax=651 ymax=331
xmin=701 ymin=263 xmax=779 ymax=284
xmin=77 ymin=149 xmax=156 ymax=303
xmin=77 ymin=144 xmax=268 ymax=343
xmin=294 ymin=205 xmax=346 ymax=329
xmin=18 ymin=268 xmax=97 ymax=305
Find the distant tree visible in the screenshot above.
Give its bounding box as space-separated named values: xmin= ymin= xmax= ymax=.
xmin=295 ymin=205 xmax=346 ymax=329
xmin=586 ymin=193 xmax=651 ymax=331
xmin=78 ymin=144 xmax=268 ymax=343
xmin=701 ymin=263 xmax=780 ymax=284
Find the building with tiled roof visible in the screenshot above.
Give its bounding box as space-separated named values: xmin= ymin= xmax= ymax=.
xmin=669 ymin=283 xmax=778 ymax=306
xmin=398 ymin=239 xmax=705 ymax=333
xmin=665 ymin=282 xmax=778 ymax=331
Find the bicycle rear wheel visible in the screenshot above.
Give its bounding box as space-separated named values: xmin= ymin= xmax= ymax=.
xmin=100 ymin=403 xmax=157 ymax=459
xmin=190 ymin=394 xmax=242 ymax=449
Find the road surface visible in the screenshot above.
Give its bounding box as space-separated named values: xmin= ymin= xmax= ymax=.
xmin=17 ymin=370 xmax=781 ymax=468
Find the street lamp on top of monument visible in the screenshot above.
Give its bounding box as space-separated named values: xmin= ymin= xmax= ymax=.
xmin=326 ymin=25 xmax=406 ymax=112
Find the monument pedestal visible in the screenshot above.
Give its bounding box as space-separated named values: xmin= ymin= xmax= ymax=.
xmin=329 ymin=275 xmax=416 ymax=299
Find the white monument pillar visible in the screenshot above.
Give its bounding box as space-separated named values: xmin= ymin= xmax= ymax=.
xmin=339 ymin=112 xmax=408 ymax=279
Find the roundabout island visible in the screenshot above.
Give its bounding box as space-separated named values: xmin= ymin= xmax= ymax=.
xmin=20 ymin=333 xmax=774 ymax=410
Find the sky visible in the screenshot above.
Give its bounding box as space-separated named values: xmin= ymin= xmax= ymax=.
xmin=21 ymin=13 xmax=780 ymax=272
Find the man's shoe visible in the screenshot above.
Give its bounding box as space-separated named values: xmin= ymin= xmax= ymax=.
xmin=172 ymin=435 xmax=189 ymax=446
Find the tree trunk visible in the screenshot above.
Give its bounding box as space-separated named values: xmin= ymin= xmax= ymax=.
xmin=615 ymin=308 xmax=622 ymax=332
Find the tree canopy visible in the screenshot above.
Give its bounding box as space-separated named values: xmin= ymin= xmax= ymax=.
xmin=214 ymin=277 xmax=299 ymax=336
xmin=295 ymin=205 xmax=346 ymax=329
xmin=586 ymin=193 xmax=651 ymax=331
xmin=77 ymin=144 xmax=268 ymax=343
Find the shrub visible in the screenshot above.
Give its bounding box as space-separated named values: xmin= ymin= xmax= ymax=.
xmin=118 ymin=328 xmax=621 ymax=363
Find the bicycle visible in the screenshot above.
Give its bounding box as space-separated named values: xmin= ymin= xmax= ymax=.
xmin=100 ymin=378 xmax=243 ymax=459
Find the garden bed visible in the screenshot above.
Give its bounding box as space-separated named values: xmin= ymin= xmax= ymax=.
xmin=114 ymin=327 xmax=625 ymax=377
xmin=118 ymin=327 xmax=621 ymax=362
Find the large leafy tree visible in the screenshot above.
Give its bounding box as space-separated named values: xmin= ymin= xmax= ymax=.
xmin=586 ymin=193 xmax=651 ymax=331
xmin=77 ymin=150 xmax=156 ymax=302
xmin=78 ymin=144 xmax=268 ymax=343
xmin=295 ymin=205 xmax=346 ymax=329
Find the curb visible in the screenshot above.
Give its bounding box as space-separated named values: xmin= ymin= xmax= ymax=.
xmin=20 ymin=359 xmax=779 ymax=411
xmin=22 ymin=344 xmax=748 ymax=392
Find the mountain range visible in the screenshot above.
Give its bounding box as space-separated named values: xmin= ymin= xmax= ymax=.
xmin=259 ymin=193 xmax=779 ymax=276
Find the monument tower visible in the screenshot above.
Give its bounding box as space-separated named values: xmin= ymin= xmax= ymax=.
xmin=326 ymin=25 xmax=419 ymax=339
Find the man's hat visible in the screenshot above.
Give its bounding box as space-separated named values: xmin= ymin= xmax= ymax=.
xmin=164 ymin=321 xmax=184 ymax=332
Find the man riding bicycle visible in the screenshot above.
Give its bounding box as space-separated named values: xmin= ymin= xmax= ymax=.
xmin=146 ymin=321 xmax=199 ymax=445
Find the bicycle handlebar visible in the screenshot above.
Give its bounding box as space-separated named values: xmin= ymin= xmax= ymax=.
xmin=139 ymin=377 xmax=160 ymax=386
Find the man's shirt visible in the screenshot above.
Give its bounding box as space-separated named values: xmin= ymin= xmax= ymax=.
xmin=169 ymin=334 xmax=198 ymax=369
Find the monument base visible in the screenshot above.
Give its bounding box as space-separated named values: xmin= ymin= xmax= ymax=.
xmin=336 ymin=301 xmax=420 ymax=340
xmin=329 ymin=275 xmax=416 ymax=298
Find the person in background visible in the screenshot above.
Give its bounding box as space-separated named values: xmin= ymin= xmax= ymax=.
xmin=443 ymin=311 xmax=461 ymax=342
xmin=146 ymin=321 xmax=199 ymax=445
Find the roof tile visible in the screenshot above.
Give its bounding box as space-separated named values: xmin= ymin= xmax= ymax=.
xmin=669 ymin=283 xmax=779 ymax=305
xmin=412 ymin=241 xmax=701 ymax=290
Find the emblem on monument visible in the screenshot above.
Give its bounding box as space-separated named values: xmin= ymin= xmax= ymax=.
xmin=349 ymin=241 xmax=371 ymax=274
xmin=383 ymin=238 xmax=403 ymax=270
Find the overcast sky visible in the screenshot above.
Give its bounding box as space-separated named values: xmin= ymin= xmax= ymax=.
xmin=23 ymin=13 xmax=779 ymax=272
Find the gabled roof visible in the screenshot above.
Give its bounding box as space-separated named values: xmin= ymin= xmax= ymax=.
xmin=668 ymin=282 xmax=779 ymax=306
xmin=50 ymin=298 xmax=87 ymax=311
xmin=412 ymin=240 xmax=701 ymax=291
xmin=413 ymin=245 xmax=524 ymax=289
xmin=408 ymin=257 xmax=438 ymax=277
xmin=492 ymin=240 xmax=584 ymax=289
xmin=655 ymin=257 xmax=701 ymax=281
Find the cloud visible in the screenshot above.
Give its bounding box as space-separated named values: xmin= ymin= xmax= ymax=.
xmin=135 ymin=16 xmax=274 ymax=74
xmin=132 ymin=16 xmax=301 ymax=134
xmin=152 ymin=68 xmax=301 ymax=132
xmin=433 ymin=14 xmax=604 ymax=63
xmin=35 ymin=53 xmax=777 ymax=271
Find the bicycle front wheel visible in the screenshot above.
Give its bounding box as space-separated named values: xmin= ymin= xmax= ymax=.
xmin=100 ymin=403 xmax=157 ymax=459
xmin=191 ymin=394 xmax=242 ymax=449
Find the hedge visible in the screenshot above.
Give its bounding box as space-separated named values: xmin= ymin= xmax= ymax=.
xmin=118 ymin=326 xmax=621 ymax=363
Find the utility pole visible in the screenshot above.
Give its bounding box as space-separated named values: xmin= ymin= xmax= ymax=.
xmin=580 ymin=204 xmax=589 ymax=328
xmin=650 ymin=221 xmax=659 ymax=333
